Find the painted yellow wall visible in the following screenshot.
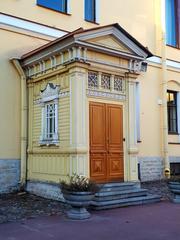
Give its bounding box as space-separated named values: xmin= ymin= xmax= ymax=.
xmin=1 ymin=0 xmax=180 ymax=181
xmin=138 ymin=65 xmax=180 ymax=157
xmin=0 ymin=0 xmax=157 ymax=54
xmin=167 ymin=76 xmax=180 ymax=156
xmin=0 ymin=29 xmax=47 ymax=159
xmin=138 ymin=65 xmax=162 ymax=156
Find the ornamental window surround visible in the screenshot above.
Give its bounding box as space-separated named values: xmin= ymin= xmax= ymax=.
xmin=39 ymin=83 xmax=60 ymax=145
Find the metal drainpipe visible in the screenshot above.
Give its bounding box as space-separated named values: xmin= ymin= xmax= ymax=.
xmin=161 ymin=0 xmax=170 ymax=178
xmin=11 ymin=59 xmax=28 ymax=187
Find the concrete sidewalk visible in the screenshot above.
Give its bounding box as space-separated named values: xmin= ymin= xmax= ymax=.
xmin=0 ymin=201 xmax=179 ymax=240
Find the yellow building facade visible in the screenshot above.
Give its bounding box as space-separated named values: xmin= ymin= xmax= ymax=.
xmin=0 ymin=0 xmax=180 ymax=197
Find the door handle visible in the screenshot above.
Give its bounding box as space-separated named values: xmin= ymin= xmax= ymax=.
xmin=123 ymin=138 xmax=125 ymax=142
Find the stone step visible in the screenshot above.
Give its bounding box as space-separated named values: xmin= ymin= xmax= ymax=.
xmin=94 ymin=189 xmax=147 ymax=201
xmin=98 ymin=182 xmax=140 ymax=193
xmin=169 ymin=183 xmax=180 ymax=190
xmin=172 ymin=196 xmax=180 ymax=203
xmin=170 ymin=188 xmax=180 ymax=194
xmin=91 ymin=195 xmax=161 ymax=210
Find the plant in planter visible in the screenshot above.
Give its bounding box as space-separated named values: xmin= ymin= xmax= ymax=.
xmin=60 ymin=174 xmax=99 ymax=220
xmin=168 ymin=175 xmax=180 ymax=203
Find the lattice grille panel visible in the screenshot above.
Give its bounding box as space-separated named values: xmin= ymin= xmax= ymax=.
xmin=101 ymin=74 xmax=110 ymax=89
xmin=88 ymin=71 xmax=98 ymax=88
xmin=114 ymin=76 xmax=124 ymax=92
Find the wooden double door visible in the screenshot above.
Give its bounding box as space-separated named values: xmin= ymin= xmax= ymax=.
xmin=90 ymin=102 xmax=124 ymax=183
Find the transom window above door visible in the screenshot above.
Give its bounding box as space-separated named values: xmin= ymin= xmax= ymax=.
xmin=88 ymin=71 xmax=126 ymax=94
xmin=37 ymin=0 xmax=68 ymax=14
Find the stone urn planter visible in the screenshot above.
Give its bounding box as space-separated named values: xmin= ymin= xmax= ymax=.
xmin=168 ymin=181 xmax=180 ymax=203
xmin=60 ymin=174 xmax=99 ymax=220
xmin=62 ymin=191 xmax=95 ymax=220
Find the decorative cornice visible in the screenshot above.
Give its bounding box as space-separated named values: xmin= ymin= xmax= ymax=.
xmin=23 ymin=47 xmax=88 ymax=78
xmin=34 ymin=91 xmax=70 ymax=104
xmin=87 ymin=89 xmax=126 ymax=101
xmin=0 ymin=12 xmax=67 ymax=38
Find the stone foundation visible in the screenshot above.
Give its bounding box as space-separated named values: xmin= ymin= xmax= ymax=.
xmin=0 ymin=159 xmax=20 ymax=193
xmin=26 ymin=181 xmax=64 ymax=202
xmin=138 ymin=157 xmax=163 ymax=182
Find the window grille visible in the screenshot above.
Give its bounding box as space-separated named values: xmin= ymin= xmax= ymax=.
xmin=114 ymin=76 xmax=123 ymax=92
xmin=101 ymin=74 xmax=110 ymax=90
xmin=45 ymin=103 xmax=56 ymax=140
xmin=88 ymin=71 xmax=98 ymax=88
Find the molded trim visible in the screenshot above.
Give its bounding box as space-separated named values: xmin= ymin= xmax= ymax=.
xmin=0 ymin=12 xmax=67 ymax=38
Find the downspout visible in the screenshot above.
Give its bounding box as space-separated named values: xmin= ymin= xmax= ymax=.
xmin=11 ymin=59 xmax=28 ymax=187
xmin=161 ymin=0 xmax=170 ymax=178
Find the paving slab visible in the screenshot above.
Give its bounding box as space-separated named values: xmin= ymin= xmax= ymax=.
xmin=0 ymin=201 xmax=179 ymax=240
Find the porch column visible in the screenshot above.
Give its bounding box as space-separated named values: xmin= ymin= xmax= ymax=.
xmin=69 ymin=66 xmax=88 ymax=176
xmin=126 ymin=74 xmax=139 ymax=181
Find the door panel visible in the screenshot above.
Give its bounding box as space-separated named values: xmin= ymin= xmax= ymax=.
xmin=106 ymin=104 xmax=123 ymax=152
xmin=90 ymin=102 xmax=124 ymax=182
xmin=90 ymin=103 xmax=106 ymax=152
xmin=107 ymin=153 xmax=124 ymax=180
xmin=106 ymin=105 xmax=124 ymax=180
xmin=90 ymin=153 xmax=107 ymax=181
xmin=90 ymin=103 xmax=107 ymax=182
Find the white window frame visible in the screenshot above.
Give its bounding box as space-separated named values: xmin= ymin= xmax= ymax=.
xmin=95 ymin=0 xmax=100 ymax=23
xmin=67 ymin=0 xmax=71 ymax=14
xmin=39 ymin=83 xmax=60 ymax=145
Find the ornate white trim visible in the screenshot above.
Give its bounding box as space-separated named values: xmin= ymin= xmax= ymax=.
xmin=87 ymin=89 xmax=126 ymax=101
xmin=34 ymin=91 xmax=70 ymax=105
xmin=40 ymin=83 xmax=60 ymax=102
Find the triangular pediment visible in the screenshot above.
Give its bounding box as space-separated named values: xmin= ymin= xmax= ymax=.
xmin=74 ymin=24 xmax=152 ymax=59
xmin=85 ymin=35 xmax=133 ymax=54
